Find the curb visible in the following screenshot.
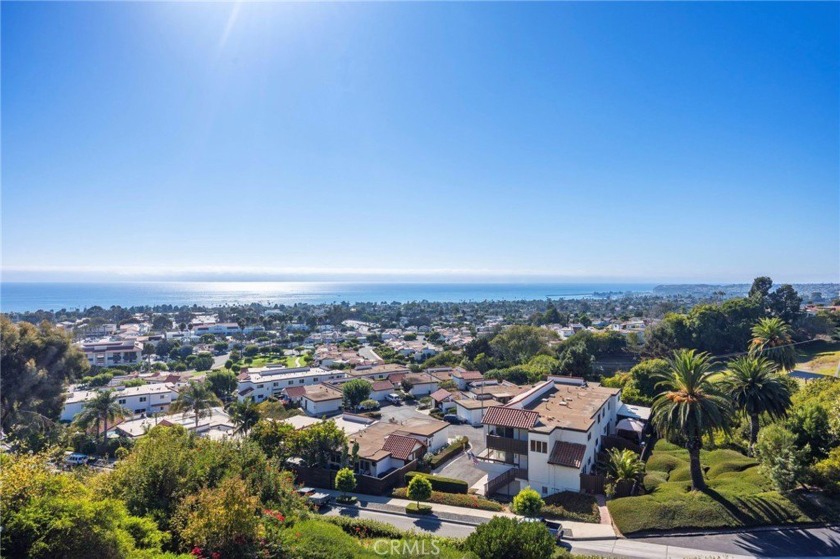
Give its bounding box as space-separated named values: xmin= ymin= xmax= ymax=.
xmin=330 ymin=501 xmax=620 ymax=541
xmin=331 ymin=501 xmax=485 ymax=528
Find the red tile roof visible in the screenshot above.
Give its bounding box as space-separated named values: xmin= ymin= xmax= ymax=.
xmin=371 ymin=380 xmax=394 ymax=391
xmin=455 ymin=370 xmax=483 ymax=380
xmin=547 ymin=441 xmax=587 ymax=468
xmin=382 ymin=434 xmax=422 ymax=461
xmin=284 ymin=386 xmax=306 ymax=399
xmin=482 ymin=406 xmax=539 ymax=430
xmin=429 ymin=388 xmax=454 ymax=403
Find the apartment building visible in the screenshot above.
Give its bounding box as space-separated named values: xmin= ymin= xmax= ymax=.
xmin=476 ymin=376 xmax=624 ymax=497
xmin=60 ymin=383 xmax=178 ymax=422
xmin=80 ymin=340 xmax=143 ymax=367
xmin=236 ymin=366 xmax=347 ymax=402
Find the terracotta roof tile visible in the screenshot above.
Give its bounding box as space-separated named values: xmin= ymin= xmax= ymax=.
xmin=547 ymin=441 xmax=586 ymax=468
xmin=371 ymin=380 xmax=394 ymax=391
xmin=429 ymin=388 xmax=454 ymax=402
xmin=382 ymin=434 xmax=422 ymax=461
xmin=482 ymin=406 xmax=539 ymax=430
xmin=284 ymin=386 xmax=306 ymax=398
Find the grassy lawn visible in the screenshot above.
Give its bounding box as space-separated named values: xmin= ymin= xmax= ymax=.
xmin=234 ymin=353 xmax=309 ymax=369
xmin=795 ymin=339 xmax=840 ymax=376
xmin=608 ymin=440 xmax=840 ymax=535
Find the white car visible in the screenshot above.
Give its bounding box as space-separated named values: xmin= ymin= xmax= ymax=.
xmin=386 ymin=393 xmax=402 ymax=405
xmin=64 ymin=452 xmax=88 ymax=466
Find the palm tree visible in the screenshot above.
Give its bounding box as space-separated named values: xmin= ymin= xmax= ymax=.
xmin=606 ymin=448 xmax=645 ymax=483
xmin=74 ymin=390 xmax=130 ymax=449
xmin=228 ymin=398 xmax=261 ymax=435
xmin=725 ymin=354 xmax=792 ymax=451
xmin=170 ymin=381 xmax=222 ymax=430
xmin=651 ymin=349 xmax=732 ymax=491
xmin=750 ymin=317 xmax=796 ymax=372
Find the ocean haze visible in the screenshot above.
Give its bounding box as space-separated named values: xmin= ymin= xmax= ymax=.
xmin=0 ymin=281 xmax=657 ymax=313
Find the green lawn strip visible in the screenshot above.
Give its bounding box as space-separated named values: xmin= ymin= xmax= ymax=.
xmin=795 ymin=340 xmax=840 ymax=375
xmin=610 ymin=441 xmax=840 ymax=534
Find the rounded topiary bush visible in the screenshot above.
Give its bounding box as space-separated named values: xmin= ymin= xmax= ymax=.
xmin=643 ymin=472 xmax=667 ymax=492
xmin=646 ymin=454 xmax=686 ymax=474
xmin=668 ymin=466 xmax=692 ymax=482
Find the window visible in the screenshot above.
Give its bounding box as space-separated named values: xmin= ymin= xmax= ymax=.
xmin=288 ymin=380 xmax=293 ymax=385
xmin=529 ymin=440 xmax=547 ymax=453
xmin=139 ymin=397 xmax=147 ymax=402
xmin=299 ymin=379 xmax=305 ymax=384
xmin=118 ymin=399 xmax=126 ymax=405
xmin=587 ymin=432 xmax=592 ymax=441
xmin=542 ymin=486 xmax=548 ymax=494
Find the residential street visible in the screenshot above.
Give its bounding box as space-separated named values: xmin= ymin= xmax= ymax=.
xmin=631 ymin=526 xmax=840 ymax=558
xmin=323 ymin=506 xmax=475 ymax=539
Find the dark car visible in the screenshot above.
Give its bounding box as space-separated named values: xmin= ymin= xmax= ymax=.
xmin=443 ymin=414 xmax=462 ymax=424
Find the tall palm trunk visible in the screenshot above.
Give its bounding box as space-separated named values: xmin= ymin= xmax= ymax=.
xmin=195 ymin=406 xmax=200 ymax=430
xmin=102 ymin=416 xmax=108 ymax=450
xmin=749 ymin=413 xmax=760 ymax=452
xmin=687 ymin=439 xmax=706 ymax=491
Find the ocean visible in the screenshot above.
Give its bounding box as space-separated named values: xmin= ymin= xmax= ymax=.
xmin=0 ymin=282 xmax=656 ymax=312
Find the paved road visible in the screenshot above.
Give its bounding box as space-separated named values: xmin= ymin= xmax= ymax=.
xmin=632 ymin=526 xmax=840 ymax=558
xmin=322 ymin=506 xmax=474 ymax=538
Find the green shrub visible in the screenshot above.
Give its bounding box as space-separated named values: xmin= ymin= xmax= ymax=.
xmin=464 ymin=516 xmax=556 ymax=559
xmin=541 ymin=491 xmax=600 ymax=523
xmin=406 ymin=503 xmax=433 ymax=515
xmin=643 ymin=472 xmax=667 ymax=492
xmin=646 ymin=453 xmax=685 ymax=474
xmin=279 ymin=520 xmax=362 ymax=559
xmin=392 ymin=488 xmax=504 ymax=511
xmin=668 ymin=466 xmax=692 ymax=482
xmin=429 ymin=438 xmax=467 ymax=469
xmin=321 ymin=515 xmax=407 ymax=539
xmin=405 ymin=472 xmax=467 ymax=494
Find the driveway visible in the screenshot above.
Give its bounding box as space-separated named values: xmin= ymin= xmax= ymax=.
xmin=377 ymin=403 xmax=488 ymax=488
xmin=358 ymin=344 xmax=381 ymax=362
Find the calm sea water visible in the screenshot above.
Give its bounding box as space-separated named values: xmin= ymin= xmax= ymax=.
xmin=0 ymin=282 xmax=655 ymax=312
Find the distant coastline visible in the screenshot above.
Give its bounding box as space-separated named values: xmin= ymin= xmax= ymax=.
xmin=2 ymin=281 xmax=835 ymax=314
xmin=0 ymin=281 xmax=657 ymax=313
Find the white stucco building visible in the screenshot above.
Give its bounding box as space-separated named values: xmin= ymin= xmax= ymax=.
xmin=237 ymin=366 xmax=347 ymax=402
xmin=79 ymin=340 xmax=143 ymax=367
xmin=476 ymin=377 xmax=630 ymax=498
xmin=60 ymin=383 xmax=178 ymax=422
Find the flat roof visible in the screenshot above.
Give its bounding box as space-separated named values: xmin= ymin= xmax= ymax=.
xmin=524 ymin=384 xmax=619 ymax=433
xmin=301 ymin=384 xmax=343 ymax=402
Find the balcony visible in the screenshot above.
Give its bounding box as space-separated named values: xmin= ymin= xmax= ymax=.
xmin=486 ymin=434 xmax=528 ymax=455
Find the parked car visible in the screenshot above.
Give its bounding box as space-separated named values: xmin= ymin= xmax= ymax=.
xmin=522 ymin=517 xmax=565 ymax=541
xmin=64 ymin=452 xmax=88 ymax=466
xmin=443 ymin=414 xmax=462 ymax=424
xmin=386 ymin=393 xmax=402 ymax=405
xmin=296 ymin=486 xmax=331 ymax=509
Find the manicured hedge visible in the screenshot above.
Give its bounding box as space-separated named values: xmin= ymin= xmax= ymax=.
xmin=405 ymin=472 xmax=468 ymax=494
xmin=429 ymin=439 xmax=467 ymax=469
xmin=542 ymin=491 xmax=600 ymax=523
xmin=392 ymin=488 xmax=504 ymax=512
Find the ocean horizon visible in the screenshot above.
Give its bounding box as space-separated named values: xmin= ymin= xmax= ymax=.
xmin=0 ymin=281 xmax=657 ymax=313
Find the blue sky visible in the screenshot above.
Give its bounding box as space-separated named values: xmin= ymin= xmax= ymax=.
xmin=2 ymin=2 xmax=838 ymax=283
